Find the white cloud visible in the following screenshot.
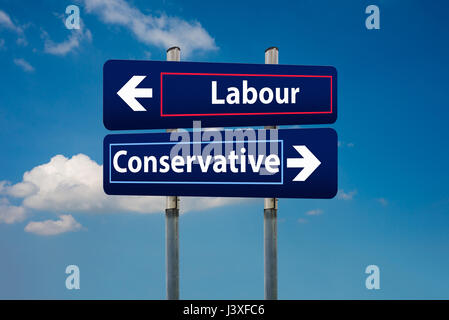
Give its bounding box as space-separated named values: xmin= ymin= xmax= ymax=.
xmin=0 ymin=10 xmax=21 ymax=33
xmin=377 ymin=198 xmax=388 ymax=206
xmin=25 ymin=214 xmax=82 ymax=236
xmin=305 ymin=209 xmax=323 ymax=216
xmin=338 ymin=141 xmax=355 ymax=148
xmin=16 ymin=36 xmax=27 ymax=46
xmin=13 ymin=58 xmax=34 ymax=72
xmin=43 ymin=27 xmax=92 ymax=56
xmin=0 ymin=10 xmax=27 ymax=45
xmin=337 ymin=189 xmax=357 ymax=200
xmin=1 ymin=153 xmax=245 ymax=219
xmin=7 ymin=153 xmax=163 ymax=213
xmin=82 ymin=0 xmax=217 ymax=56
xmin=5 ymin=181 xmax=38 ymax=198
xmin=0 ymin=181 xmax=7 ymax=193
xmin=297 ymin=218 xmax=307 ymax=224
xmin=0 ymin=198 xmax=27 ymax=224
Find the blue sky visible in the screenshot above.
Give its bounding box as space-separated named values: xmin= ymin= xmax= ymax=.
xmin=0 ymin=0 xmax=449 ymax=299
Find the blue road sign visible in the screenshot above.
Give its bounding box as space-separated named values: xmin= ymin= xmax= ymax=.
xmin=103 ymin=128 xmax=337 ymax=198
xmin=103 ymin=60 xmax=337 ymax=130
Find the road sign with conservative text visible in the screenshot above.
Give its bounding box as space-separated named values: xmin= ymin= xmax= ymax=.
xmin=103 ymin=128 xmax=337 ymax=198
xmin=103 ymin=60 xmax=337 ymax=130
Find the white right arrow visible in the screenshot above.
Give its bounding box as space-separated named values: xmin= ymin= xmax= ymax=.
xmin=117 ymin=75 xmax=153 ymax=111
xmin=286 ymin=145 xmax=321 ymax=181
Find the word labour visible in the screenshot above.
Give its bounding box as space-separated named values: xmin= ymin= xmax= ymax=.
xmin=211 ymin=80 xmax=300 ymax=105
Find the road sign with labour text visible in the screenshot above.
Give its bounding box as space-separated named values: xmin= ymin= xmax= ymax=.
xmin=103 ymin=128 xmax=337 ymax=198
xmin=103 ymin=60 xmax=337 ymax=130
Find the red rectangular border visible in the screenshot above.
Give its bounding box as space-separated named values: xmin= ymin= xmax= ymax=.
xmin=160 ymin=72 xmax=333 ymax=117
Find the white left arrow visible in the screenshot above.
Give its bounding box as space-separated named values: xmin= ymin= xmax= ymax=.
xmin=117 ymin=75 xmax=153 ymax=111
xmin=286 ymin=145 xmax=321 ymax=181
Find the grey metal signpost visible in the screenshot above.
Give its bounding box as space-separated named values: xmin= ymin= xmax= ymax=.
xmin=264 ymin=47 xmax=279 ymax=300
xmin=165 ymin=46 xmax=181 ymax=300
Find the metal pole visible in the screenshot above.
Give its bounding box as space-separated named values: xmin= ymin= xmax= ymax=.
xmin=264 ymin=46 xmax=278 ymax=300
xmin=165 ymin=46 xmax=181 ymax=300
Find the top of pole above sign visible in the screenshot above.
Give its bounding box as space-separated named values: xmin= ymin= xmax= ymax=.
xmin=103 ymin=60 xmax=337 ymax=130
